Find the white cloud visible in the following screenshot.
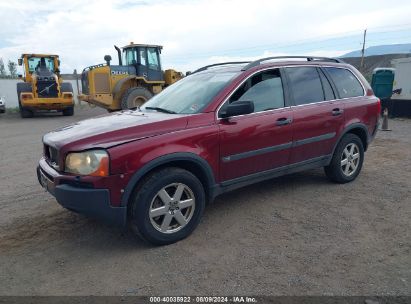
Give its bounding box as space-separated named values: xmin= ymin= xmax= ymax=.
xmin=0 ymin=0 xmax=410 ymax=74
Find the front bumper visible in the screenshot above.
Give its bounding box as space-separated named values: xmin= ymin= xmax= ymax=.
xmin=37 ymin=159 xmax=127 ymax=227
xmin=21 ymin=96 xmax=73 ymax=109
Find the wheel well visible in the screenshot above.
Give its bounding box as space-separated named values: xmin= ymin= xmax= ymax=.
xmin=346 ymin=127 xmax=368 ymax=151
xmin=128 ymin=159 xmax=213 ymax=207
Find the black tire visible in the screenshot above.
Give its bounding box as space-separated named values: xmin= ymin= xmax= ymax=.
xmin=60 ymin=83 xmax=74 ymax=116
xmin=129 ymin=167 xmax=205 ymax=245
xmin=324 ymin=133 xmax=364 ymax=183
xmin=120 ymin=87 xmax=153 ymax=110
xmin=62 ymin=106 xmax=74 ymax=116
xmin=16 ymin=82 xmax=33 ymax=118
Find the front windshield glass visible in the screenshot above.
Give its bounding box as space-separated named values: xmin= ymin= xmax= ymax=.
xmin=141 ymin=71 xmax=239 ymax=114
xmin=124 ymin=48 xmax=137 ymax=65
xmin=27 ymin=57 xmax=55 ymax=73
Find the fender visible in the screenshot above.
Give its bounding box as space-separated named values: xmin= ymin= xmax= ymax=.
xmin=112 ymin=75 xmax=136 ymax=99
xmin=330 ymin=123 xmax=370 ymax=159
xmin=120 ymin=152 xmax=217 ymax=207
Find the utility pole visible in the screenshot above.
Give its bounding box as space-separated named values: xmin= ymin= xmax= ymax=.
xmin=74 ymin=69 xmax=81 ymax=106
xmin=360 ymin=29 xmax=367 ymax=72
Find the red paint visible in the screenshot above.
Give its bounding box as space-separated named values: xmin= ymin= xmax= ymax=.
xmin=39 ymin=61 xmax=380 ymax=207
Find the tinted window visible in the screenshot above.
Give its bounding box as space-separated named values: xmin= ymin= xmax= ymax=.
xmin=286 ymin=67 xmax=324 ymax=105
xmin=226 ymin=69 xmax=284 ymax=113
xmin=324 ymin=67 xmax=364 ymax=98
xmin=318 ymin=69 xmax=335 ymax=100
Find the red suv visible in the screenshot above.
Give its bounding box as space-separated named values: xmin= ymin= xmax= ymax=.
xmin=37 ymin=56 xmax=380 ymax=245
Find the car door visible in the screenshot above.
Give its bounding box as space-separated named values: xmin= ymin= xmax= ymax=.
xmin=135 ymin=47 xmax=148 ymax=78
xmin=218 ymin=68 xmax=294 ymax=182
xmin=285 ymin=66 xmax=344 ymax=164
xmin=146 ymin=47 xmax=164 ymax=81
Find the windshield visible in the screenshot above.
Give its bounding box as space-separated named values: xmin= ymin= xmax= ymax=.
xmin=27 ymin=57 xmax=55 ymax=73
xmin=124 ymin=48 xmax=137 ymax=65
xmin=141 ymin=71 xmax=239 ymax=114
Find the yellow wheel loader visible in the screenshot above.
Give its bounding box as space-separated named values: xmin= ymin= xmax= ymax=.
xmin=78 ymin=43 xmax=183 ymax=111
xmin=17 ymin=54 xmax=74 ymax=118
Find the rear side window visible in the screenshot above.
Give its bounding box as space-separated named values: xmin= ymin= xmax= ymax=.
xmin=286 ymin=67 xmax=324 ymax=105
xmin=324 ymin=67 xmax=364 ymax=98
xmin=318 ymin=69 xmax=335 ymax=100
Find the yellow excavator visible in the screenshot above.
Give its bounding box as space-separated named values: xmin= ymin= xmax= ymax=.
xmin=78 ymin=43 xmax=183 ymax=111
xmin=17 ymin=54 xmax=74 ymax=118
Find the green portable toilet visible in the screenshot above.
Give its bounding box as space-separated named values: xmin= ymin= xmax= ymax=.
xmin=371 ymin=68 xmax=395 ymax=99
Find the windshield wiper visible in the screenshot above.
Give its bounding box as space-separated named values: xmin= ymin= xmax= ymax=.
xmin=145 ymin=106 xmax=177 ymax=114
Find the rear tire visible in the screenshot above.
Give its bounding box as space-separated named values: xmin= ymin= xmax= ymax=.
xmin=17 ymin=83 xmax=33 ymax=118
xmin=62 ymin=106 xmax=74 ymax=116
xmin=20 ymin=107 xmax=33 ymax=118
xmin=324 ymin=133 xmax=364 ymax=183
xmin=120 ymin=87 xmax=153 ymax=110
xmin=129 ymin=167 xmax=205 ymax=245
xmin=60 ymin=83 xmax=74 ymax=116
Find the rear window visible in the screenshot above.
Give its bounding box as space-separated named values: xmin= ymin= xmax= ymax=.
xmin=324 ymin=67 xmax=364 ymax=98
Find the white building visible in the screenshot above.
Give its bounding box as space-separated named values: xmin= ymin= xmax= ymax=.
xmin=391 ymin=57 xmax=411 ymax=100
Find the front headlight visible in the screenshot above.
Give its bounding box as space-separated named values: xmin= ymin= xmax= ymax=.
xmin=65 ymin=150 xmax=109 ymax=176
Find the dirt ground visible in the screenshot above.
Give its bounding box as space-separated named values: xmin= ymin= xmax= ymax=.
xmin=0 ymin=107 xmax=410 ymax=296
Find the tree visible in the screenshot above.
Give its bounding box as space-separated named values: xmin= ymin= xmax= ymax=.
xmin=7 ymin=60 xmax=17 ymax=78
xmin=0 ymin=58 xmax=6 ymax=77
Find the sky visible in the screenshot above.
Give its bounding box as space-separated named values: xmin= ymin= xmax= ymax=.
xmin=0 ymin=0 xmax=411 ymax=74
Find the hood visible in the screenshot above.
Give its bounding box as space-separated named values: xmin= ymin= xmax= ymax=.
xmin=43 ymin=110 xmax=188 ymax=151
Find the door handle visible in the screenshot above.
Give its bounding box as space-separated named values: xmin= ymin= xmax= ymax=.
xmin=276 ymin=117 xmax=292 ymax=126
xmin=332 ymin=108 xmax=344 ymax=116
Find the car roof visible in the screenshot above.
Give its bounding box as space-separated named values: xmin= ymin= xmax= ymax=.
xmin=193 ymin=57 xmax=350 ymax=75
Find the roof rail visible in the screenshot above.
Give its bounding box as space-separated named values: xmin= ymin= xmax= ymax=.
xmin=191 ymin=61 xmax=251 ymax=74
xmin=241 ymin=56 xmax=344 ymax=71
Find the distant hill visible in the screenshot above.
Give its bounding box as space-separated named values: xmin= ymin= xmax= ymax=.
xmin=342 ymin=53 xmax=411 ymax=80
xmin=341 ymin=43 xmax=411 ymax=57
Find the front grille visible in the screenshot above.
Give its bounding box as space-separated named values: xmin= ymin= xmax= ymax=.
xmin=44 ymin=144 xmax=60 ymax=170
xmin=37 ymin=80 xmax=59 ymax=98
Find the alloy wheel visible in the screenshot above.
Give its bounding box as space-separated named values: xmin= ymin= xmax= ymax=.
xmin=340 ymin=143 xmax=360 ymax=176
xmin=149 ymin=183 xmax=196 ymax=234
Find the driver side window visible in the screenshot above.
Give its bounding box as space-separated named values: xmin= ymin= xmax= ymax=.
xmin=220 ymin=69 xmax=285 ymax=116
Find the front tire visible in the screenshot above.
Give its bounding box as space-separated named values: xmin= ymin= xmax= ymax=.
xmin=129 ymin=167 xmax=205 ymax=245
xmin=120 ymin=87 xmax=153 ymax=110
xmin=62 ymin=106 xmax=74 ymax=116
xmin=17 ymin=83 xmax=33 ymax=118
xmin=324 ymin=133 xmax=364 ymax=183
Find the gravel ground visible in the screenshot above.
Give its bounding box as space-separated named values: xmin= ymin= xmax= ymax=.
xmin=0 ymin=107 xmax=410 ymax=296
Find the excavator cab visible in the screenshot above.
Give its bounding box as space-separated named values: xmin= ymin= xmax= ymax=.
xmin=120 ymin=44 xmax=164 ymax=82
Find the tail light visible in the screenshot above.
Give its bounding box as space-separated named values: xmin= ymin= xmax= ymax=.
xmin=366 ymin=88 xmax=374 ymax=96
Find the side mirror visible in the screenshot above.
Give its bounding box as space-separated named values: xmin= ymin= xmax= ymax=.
xmin=221 ymin=100 xmax=254 ymax=118
xmin=104 ymin=55 xmax=112 ymax=66
xmin=18 ymin=58 xmax=23 ymax=66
